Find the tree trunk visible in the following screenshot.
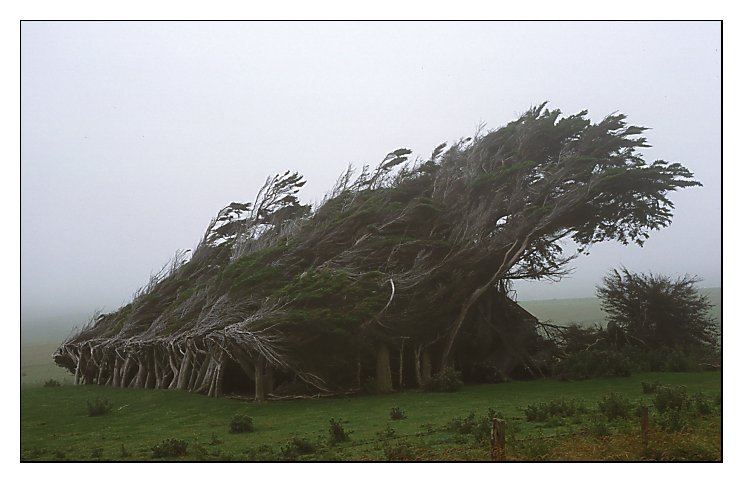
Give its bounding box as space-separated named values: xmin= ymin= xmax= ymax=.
xmin=375 ymin=343 xmax=393 ymax=393
xmin=265 ymin=365 xmax=275 ymax=395
xmin=354 ymin=354 xmax=362 ymax=390
xmin=176 ymin=348 xmax=193 ymax=390
xmin=421 ymin=349 xmax=432 ymax=385
xmin=255 ymin=356 xmax=266 ymax=402
xmin=398 ymin=339 xmax=405 ymax=389
xmin=440 ymin=236 xmax=532 ymax=366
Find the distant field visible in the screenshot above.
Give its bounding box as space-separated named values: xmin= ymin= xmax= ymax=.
xmin=21 ymin=371 xmax=720 ymax=461
xmin=519 ymin=287 xmax=721 ymax=328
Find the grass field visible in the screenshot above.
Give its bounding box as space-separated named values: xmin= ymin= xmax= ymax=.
xmin=518 ymin=287 xmax=720 ymax=328
xmin=21 ymin=371 xmax=721 ymax=461
xmin=20 ymin=291 xmax=722 ymax=461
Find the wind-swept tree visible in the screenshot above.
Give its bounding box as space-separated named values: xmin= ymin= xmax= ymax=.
xmin=55 ymin=104 xmax=701 ymax=397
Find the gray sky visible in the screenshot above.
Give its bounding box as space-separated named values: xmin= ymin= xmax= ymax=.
xmin=21 ymin=21 xmax=721 ymax=324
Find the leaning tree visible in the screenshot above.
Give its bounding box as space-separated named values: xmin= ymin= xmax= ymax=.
xmin=54 ymin=104 xmax=700 ymax=398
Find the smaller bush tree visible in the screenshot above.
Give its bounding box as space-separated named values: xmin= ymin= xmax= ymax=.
xmin=654 ymin=385 xmax=689 ymax=413
xmin=43 ymin=378 xmax=61 ymax=387
xmin=328 ymin=418 xmax=352 ymax=444
xmin=390 ymin=407 xmax=407 ymax=420
xmin=151 ymin=438 xmax=188 ymax=458
xmin=229 ymin=414 xmax=254 ymax=433
xmin=597 ymin=393 xmax=633 ymax=421
xmin=86 ymin=398 xmax=112 ymax=417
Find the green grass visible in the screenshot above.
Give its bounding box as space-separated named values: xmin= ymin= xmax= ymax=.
xmin=21 ymin=371 xmax=720 ymax=461
xmin=519 ymin=287 xmax=720 ymax=328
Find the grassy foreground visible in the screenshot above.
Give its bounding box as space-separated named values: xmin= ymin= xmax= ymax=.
xmin=21 ymin=371 xmax=720 ymax=461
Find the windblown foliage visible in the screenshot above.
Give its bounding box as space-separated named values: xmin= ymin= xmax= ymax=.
xmin=55 ymin=105 xmax=699 ymax=397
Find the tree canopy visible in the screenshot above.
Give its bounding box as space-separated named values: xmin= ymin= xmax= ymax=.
xmin=597 ymin=268 xmax=718 ymax=350
xmin=55 ymin=104 xmax=701 ymax=397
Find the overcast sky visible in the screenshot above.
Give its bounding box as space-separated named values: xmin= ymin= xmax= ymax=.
xmin=20 ymin=21 xmax=721 ymax=324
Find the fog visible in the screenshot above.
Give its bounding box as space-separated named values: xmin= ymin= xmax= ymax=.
xmin=21 ymin=21 xmax=721 ymax=331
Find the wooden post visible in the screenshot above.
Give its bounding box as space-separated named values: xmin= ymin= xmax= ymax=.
xmin=491 ymin=418 xmax=506 ymax=461
xmin=640 ymin=406 xmax=649 ymax=447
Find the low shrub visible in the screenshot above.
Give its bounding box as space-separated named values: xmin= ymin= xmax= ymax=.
xmin=384 ymin=441 xmax=415 ymax=461
xmin=86 ymin=398 xmax=112 ymax=417
xmin=654 ymin=385 xmax=689 ymax=413
xmin=229 ymin=414 xmax=254 ymax=433
xmin=423 ymin=367 xmax=464 ymax=392
xmin=524 ymin=398 xmax=588 ymax=422
xmin=90 ymin=447 xmax=104 ymax=459
xmin=690 ymin=393 xmax=712 ymax=415
xmin=279 ymin=437 xmax=317 ymax=460
xmin=641 ymin=381 xmax=661 ymax=394
xmin=656 ymin=409 xmax=689 ymax=432
xmin=390 ymin=407 xmax=407 ymax=420
xmin=43 ymin=378 xmax=61 ymax=387
xmin=244 ymin=444 xmax=276 ymax=461
xmin=376 ymin=424 xmax=396 ymax=439
xmin=554 ymin=349 xmax=632 ymax=380
xmin=589 ymin=417 xmax=610 ymax=437
xmin=598 ymin=393 xmax=633 ymax=421
xmin=151 ymin=438 xmax=188 ymax=458
xmin=328 ymin=418 xmax=352 ymax=444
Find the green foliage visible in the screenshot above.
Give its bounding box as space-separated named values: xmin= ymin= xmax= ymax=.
xmin=383 ymin=440 xmax=415 ymax=461
xmin=279 ymin=436 xmax=317 ymax=460
xmin=597 ymin=268 xmax=718 ymax=350
xmin=641 ymin=380 xmax=661 ymax=394
xmin=424 ymin=367 xmax=464 ymax=392
xmin=654 ymin=385 xmax=689 ymax=413
xmin=376 ymin=424 xmax=396 ymax=439
xmin=597 ymin=393 xmax=633 ymax=421
xmin=43 ymin=378 xmax=61 ymax=387
xmin=229 ymin=414 xmax=254 ymax=433
xmin=389 ymin=406 xmax=407 ymax=420
xmin=524 ymin=398 xmax=589 ymax=422
xmin=86 ymin=398 xmax=112 ymax=417
xmin=151 ymin=438 xmax=188 ymax=458
xmin=656 ymin=409 xmax=689 ymax=432
xmin=555 ymin=348 xmax=632 ymax=380
xmin=328 ymin=418 xmax=352 ymax=444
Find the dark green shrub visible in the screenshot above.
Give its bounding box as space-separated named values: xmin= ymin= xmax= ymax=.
xmin=376 ymin=424 xmax=396 ymax=439
xmin=654 ymin=385 xmax=689 ymax=413
xmin=229 ymin=414 xmax=254 ymax=433
xmin=524 ymin=398 xmax=588 ymax=422
xmin=445 ymin=412 xmax=478 ymax=434
xmin=244 ymin=444 xmax=276 ymax=461
xmin=279 ymin=437 xmax=317 ymax=460
xmin=53 ymin=450 xmax=66 ymax=459
xmin=690 ymin=393 xmax=712 ymax=415
xmin=598 ymin=393 xmax=633 ymax=421
xmin=554 ymin=349 xmax=632 ymax=380
xmin=641 ymin=380 xmax=661 ymax=394
xmin=43 ymin=378 xmax=61 ymax=387
xmin=383 ymin=441 xmax=415 ymax=461
xmin=656 ymin=409 xmax=688 ymax=432
xmin=423 ymin=367 xmax=464 ymax=392
xmin=390 ymin=406 xmax=407 ymax=420
xmin=90 ymin=447 xmax=104 ymax=459
xmin=86 ymin=398 xmax=112 ymax=417
xmin=151 ymin=438 xmax=188 ymax=458
xmin=328 ymin=418 xmax=352 ymax=444
xmin=119 ymin=445 xmax=131 ymax=458
xmin=589 ymin=416 xmax=610 ymax=437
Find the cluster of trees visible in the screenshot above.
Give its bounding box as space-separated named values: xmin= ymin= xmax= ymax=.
xmin=550 ymin=268 xmax=719 ymax=379
xmin=55 ymin=104 xmax=704 ymax=397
